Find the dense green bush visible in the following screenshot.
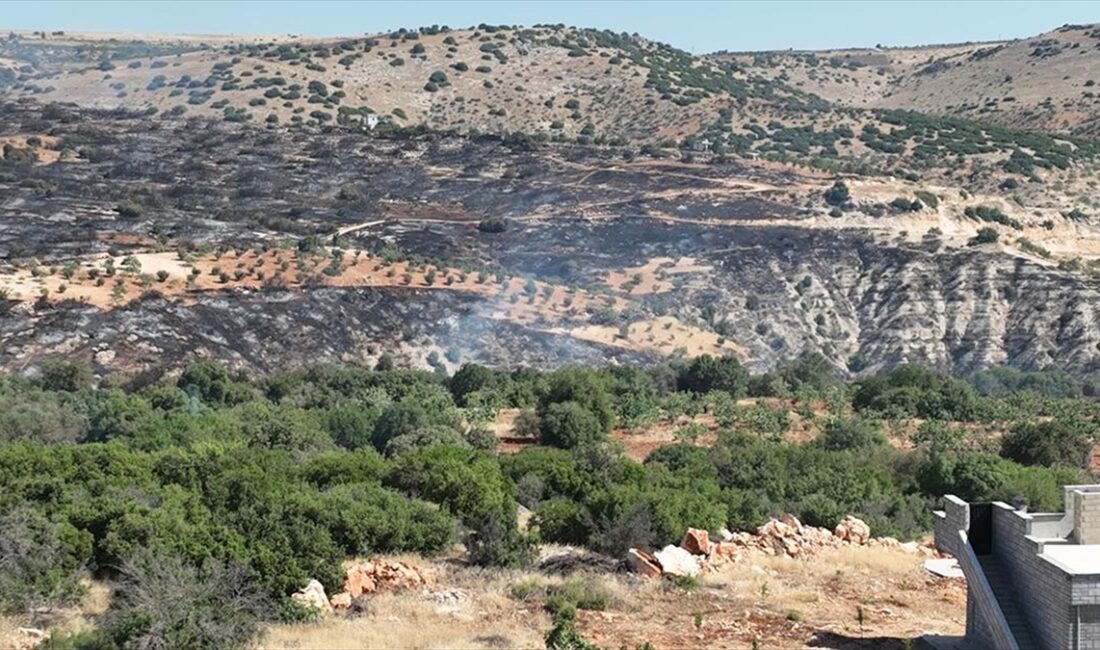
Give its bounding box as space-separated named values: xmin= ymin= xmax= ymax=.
xmin=853 ymin=365 xmax=985 ymax=420
xmin=1001 ymin=416 xmax=1094 ymax=469
xmin=816 ymin=416 xmax=886 ymax=451
xmin=677 ymin=355 xmax=749 ymax=397
xmin=539 ymin=401 xmax=604 ymax=449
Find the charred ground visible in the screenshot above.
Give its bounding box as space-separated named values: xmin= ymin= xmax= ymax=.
xmin=2 ymin=101 xmax=1100 ymax=381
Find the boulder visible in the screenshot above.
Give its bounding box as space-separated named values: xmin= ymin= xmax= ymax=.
xmin=16 ymin=629 xmax=45 ymax=640
xmin=654 ymin=544 xmax=701 ymax=577
xmin=778 ymin=513 xmax=803 ymax=534
xmin=342 ymin=563 xmax=377 ymax=598
xmin=834 ymin=516 xmax=871 ymax=545
xmin=680 ymin=527 xmax=710 ymax=555
xmin=340 ymin=558 xmax=429 ymax=596
xmin=717 ymin=527 xmax=735 ymax=542
xmin=330 ymin=591 xmax=352 ymax=611
xmin=710 ymin=541 xmax=739 ymax=559
xmin=757 ymin=518 xmax=796 ymax=540
xmin=626 ymin=547 xmax=662 ymax=579
xmin=10 ymin=628 xmax=47 ymax=650
xmin=291 ymin=579 xmax=333 ymax=616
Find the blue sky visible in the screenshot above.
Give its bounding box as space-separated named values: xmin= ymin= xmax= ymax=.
xmin=4 ymin=1 xmax=1100 ymax=52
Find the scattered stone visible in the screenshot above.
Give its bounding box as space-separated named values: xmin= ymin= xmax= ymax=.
xmin=9 ymin=628 xmax=48 ymax=650
xmin=654 ymin=544 xmax=701 ymax=577
xmin=710 ymin=541 xmax=739 ymax=560
xmin=680 ymin=527 xmax=710 ymax=555
xmin=627 ymin=514 xmax=934 ymax=577
xmin=16 ymin=629 xmax=45 ymax=640
xmin=343 ymin=562 xmax=377 ymax=598
xmin=424 ymin=588 xmax=470 ymax=612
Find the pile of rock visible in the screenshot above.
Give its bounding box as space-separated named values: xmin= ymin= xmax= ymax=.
xmin=626 ymin=528 xmax=712 ymax=579
xmin=626 ymin=514 xmax=936 ymax=578
xmin=290 ymin=558 xmax=434 ymax=615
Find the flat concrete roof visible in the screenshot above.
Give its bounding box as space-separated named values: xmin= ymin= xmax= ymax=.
xmin=1041 ymin=544 xmax=1100 ymax=575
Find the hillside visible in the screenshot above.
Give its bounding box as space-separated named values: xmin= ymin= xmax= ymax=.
xmin=0 ymin=25 xmax=816 ymax=143
xmin=1 ymin=99 xmax=1100 ymax=379
xmin=1 ymin=23 xmax=1100 ymax=382
xmin=5 ymin=17 xmax=1100 ymax=650
xmin=722 ymin=23 xmax=1100 ymax=140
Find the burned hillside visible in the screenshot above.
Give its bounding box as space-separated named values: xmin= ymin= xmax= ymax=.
xmin=2 ymin=101 xmax=1100 ymax=379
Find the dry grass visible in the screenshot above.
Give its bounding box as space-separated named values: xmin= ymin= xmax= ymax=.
xmin=260 ymin=565 xmax=551 ymax=650
xmin=262 ymin=545 xmax=964 ymax=650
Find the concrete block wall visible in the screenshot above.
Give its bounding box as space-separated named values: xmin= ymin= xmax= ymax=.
xmin=1075 ymin=604 xmax=1100 ymax=650
xmin=1072 ymin=574 xmax=1100 ymax=649
xmin=952 ymin=528 xmax=1017 ymax=650
xmin=934 ymin=495 xmax=970 ymax=557
xmin=966 ymin=588 xmax=1016 ymax=650
xmin=992 ymin=503 xmax=1074 ymax=649
xmin=936 ymin=498 xmax=1016 ymax=649
xmin=937 ymin=490 xmax=1100 ymax=650
xmin=1074 ymin=489 xmax=1100 ymax=545
xmin=1071 ymin=576 xmax=1100 ymax=604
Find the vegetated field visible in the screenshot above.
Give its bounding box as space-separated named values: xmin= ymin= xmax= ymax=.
xmin=0 ymin=356 xmax=1094 ymax=648
xmin=2 ymin=19 xmax=1100 ymax=650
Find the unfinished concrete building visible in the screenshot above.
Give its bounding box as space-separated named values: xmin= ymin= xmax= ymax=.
xmin=935 ymin=485 xmax=1100 ymax=649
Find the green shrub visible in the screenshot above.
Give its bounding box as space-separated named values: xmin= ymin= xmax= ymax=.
xmin=823 ymin=181 xmax=849 ymax=206
xmin=1001 ymin=417 xmax=1093 ymax=468
xmin=816 ymin=416 xmax=886 ymax=451
xmin=539 ymin=401 xmax=604 ymax=449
